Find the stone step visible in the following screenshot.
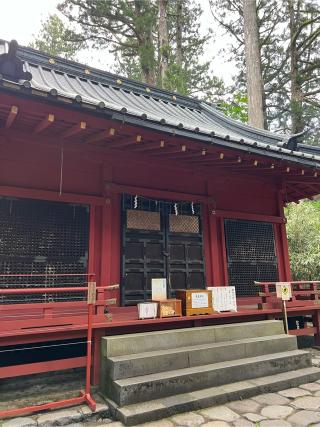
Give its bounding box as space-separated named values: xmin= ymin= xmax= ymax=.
xmin=107 ymin=349 xmax=311 ymax=406
xmin=102 ymin=320 xmax=284 ymax=358
xmin=109 ymin=366 xmax=320 ymax=426
xmin=106 ymin=334 xmax=297 ymax=380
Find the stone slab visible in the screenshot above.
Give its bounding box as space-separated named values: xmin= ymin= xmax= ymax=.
xmin=139 ymin=419 xmax=175 ymax=427
xmin=226 ymin=399 xmax=260 ymax=414
xmin=232 ymin=419 xmax=255 ymax=427
xmin=278 ymin=387 xmax=311 ymax=398
xmin=112 ymin=350 xmax=310 ymax=405
xmin=243 ymin=412 xmax=266 ymax=422
xmin=300 ymin=382 xmax=320 ymax=391
xmin=260 ymin=405 xmax=294 ymax=419
xmin=37 ymin=408 xmax=83 ymax=426
xmin=291 ymin=395 xmax=320 ymax=410
xmin=252 ymin=392 xmax=290 ymax=405
xmin=287 ymin=409 xmax=320 ymax=426
xmin=115 ymin=367 xmax=320 ymax=425
xmin=201 ymin=422 xmax=231 ymax=427
xmin=101 ymin=320 xmax=284 ymax=357
xmin=107 ymin=335 xmax=296 ymax=381
xmin=1 ymin=417 xmax=37 ymax=427
xmin=170 ymin=412 xmax=205 ymax=426
xmin=199 ymin=406 xmax=240 ymax=422
xmin=260 ymin=421 xmax=291 ymax=427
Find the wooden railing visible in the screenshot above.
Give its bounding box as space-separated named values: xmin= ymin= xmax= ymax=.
xmin=255 ymin=281 xmax=320 ymax=309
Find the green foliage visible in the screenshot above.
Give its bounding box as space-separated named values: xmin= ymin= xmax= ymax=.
xmin=29 ymin=14 xmax=84 ymax=60
xmin=56 ymin=0 xmax=224 ymax=97
xmin=209 ymin=0 xmax=320 ymax=138
xmin=285 ymin=200 xmax=320 ymax=280
xmin=162 ymin=0 xmax=221 ymax=97
xmin=218 ymin=92 xmax=248 ymax=123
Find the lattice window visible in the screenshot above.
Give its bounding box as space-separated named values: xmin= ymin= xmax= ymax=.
xmin=169 ymin=215 xmax=199 ymax=234
xmin=126 ymin=210 xmax=160 ymax=231
xmin=224 ymin=219 xmax=279 ymax=297
xmin=0 ymin=197 xmax=89 ymax=304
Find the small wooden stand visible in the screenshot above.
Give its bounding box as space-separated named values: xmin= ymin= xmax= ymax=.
xmin=153 ymin=299 xmax=182 ymax=318
xmin=176 ymin=289 xmax=213 ymax=316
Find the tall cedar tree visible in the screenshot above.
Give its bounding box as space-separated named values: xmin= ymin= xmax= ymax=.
xmin=58 ymin=0 xmax=158 ymax=85
xmin=243 ymin=0 xmax=265 ymax=128
xmin=30 ymin=14 xmax=84 ymax=60
xmin=57 ymin=0 xmax=224 ymax=97
xmin=209 ymin=0 xmax=319 ymax=141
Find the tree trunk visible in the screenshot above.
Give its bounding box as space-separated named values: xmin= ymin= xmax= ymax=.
xmin=135 ymin=0 xmax=156 ymax=85
xmin=243 ymin=0 xmax=265 ymax=129
xmin=176 ymin=0 xmax=183 ymax=67
xmin=288 ymin=0 xmax=304 ymax=134
xmin=159 ymin=0 xmax=169 ymax=87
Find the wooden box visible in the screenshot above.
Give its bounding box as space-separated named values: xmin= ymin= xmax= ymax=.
xmin=153 ymin=299 xmax=182 ymax=318
xmin=137 ymin=302 xmax=158 ymax=319
xmin=176 ymin=289 xmax=213 ymax=316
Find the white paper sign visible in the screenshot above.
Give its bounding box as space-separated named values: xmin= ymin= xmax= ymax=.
xmin=152 ymin=278 xmax=167 ymax=300
xmin=138 ymin=302 xmax=158 ymax=319
xmin=208 ymin=286 xmax=237 ymax=312
xmin=276 ymin=282 xmax=292 ymax=301
xmin=191 ymin=292 xmax=209 ymax=308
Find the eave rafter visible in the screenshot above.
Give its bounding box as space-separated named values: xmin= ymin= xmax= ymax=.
xmin=5 ymin=105 xmax=18 ymax=129
xmin=85 ymin=127 xmax=116 ymax=144
xmin=1 ymin=99 xmax=319 ymax=196
xmin=61 ymin=121 xmax=87 ymax=139
xmin=33 ymin=114 xmax=55 ymax=134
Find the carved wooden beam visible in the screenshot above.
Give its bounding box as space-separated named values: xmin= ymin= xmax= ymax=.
xmin=5 ymin=106 xmax=18 ymax=129
xmin=86 ymin=127 xmax=115 ymax=144
xmin=61 ymin=121 xmax=86 ymax=139
xmin=33 ymin=114 xmax=55 ymax=134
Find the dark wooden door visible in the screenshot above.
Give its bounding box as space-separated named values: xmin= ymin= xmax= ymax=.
xmin=121 ymin=195 xmax=205 ymax=305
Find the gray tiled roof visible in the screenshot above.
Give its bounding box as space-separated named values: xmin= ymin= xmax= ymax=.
xmin=0 ymin=39 xmax=319 ymax=166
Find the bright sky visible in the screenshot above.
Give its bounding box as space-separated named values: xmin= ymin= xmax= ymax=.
xmin=0 ymin=0 xmax=234 ymax=85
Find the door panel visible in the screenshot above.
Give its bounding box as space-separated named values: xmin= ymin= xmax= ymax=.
xmin=121 ymin=195 xmax=205 ymax=305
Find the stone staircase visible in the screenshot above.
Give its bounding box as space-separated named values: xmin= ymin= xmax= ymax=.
xmin=100 ymin=320 xmax=320 ymax=425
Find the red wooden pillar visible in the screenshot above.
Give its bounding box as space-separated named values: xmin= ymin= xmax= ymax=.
xmin=219 ymin=217 xmax=229 ymax=285
xmin=91 ymin=198 xmax=112 ymax=386
xmin=92 ymin=328 xmax=105 ymax=385
xmin=274 ymin=223 xmax=286 ymax=282
xmin=208 ymin=208 xmax=226 ymax=286
xmin=203 ymin=203 xmax=213 ymax=285
xmin=88 ymin=204 xmax=96 ymax=276
xmin=100 ymin=201 xmax=112 ymax=287
xmin=277 ymin=189 xmax=292 ymax=281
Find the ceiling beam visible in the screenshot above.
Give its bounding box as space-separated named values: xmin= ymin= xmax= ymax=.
xmin=5 ymin=106 xmax=18 ymax=129
xmin=149 ymin=144 xmax=188 ymax=156
xmin=61 ymin=121 xmax=86 ymax=139
xmin=33 ymin=114 xmax=55 ymax=134
xmin=85 ymin=127 xmax=116 ymax=144
xmin=132 ymin=140 xmax=166 ymax=152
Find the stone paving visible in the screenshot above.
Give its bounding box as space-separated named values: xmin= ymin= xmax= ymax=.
xmin=3 ymin=348 xmax=320 ymax=427
xmin=103 ymin=381 xmax=320 ymax=427
xmin=5 ymin=382 xmax=320 ymax=427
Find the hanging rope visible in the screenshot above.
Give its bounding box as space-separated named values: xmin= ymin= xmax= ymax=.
xmin=59 ymin=143 xmax=64 ymax=196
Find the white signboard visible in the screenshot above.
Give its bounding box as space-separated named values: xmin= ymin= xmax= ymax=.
xmin=191 ymin=292 xmax=209 ymax=308
xmin=208 ymin=286 xmax=237 ymax=312
xmin=152 ymin=278 xmax=167 ymax=301
xmin=276 ymin=282 xmax=292 ymax=301
xmin=138 ymin=302 xmax=158 ymax=319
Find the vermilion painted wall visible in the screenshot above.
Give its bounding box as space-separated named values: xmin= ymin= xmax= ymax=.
xmin=0 ymin=133 xmax=290 ymax=305
xmin=0 ymin=90 xmax=291 ymax=304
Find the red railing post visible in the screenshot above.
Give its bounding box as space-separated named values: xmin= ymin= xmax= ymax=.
xmin=0 ymin=273 xmax=98 ymax=419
